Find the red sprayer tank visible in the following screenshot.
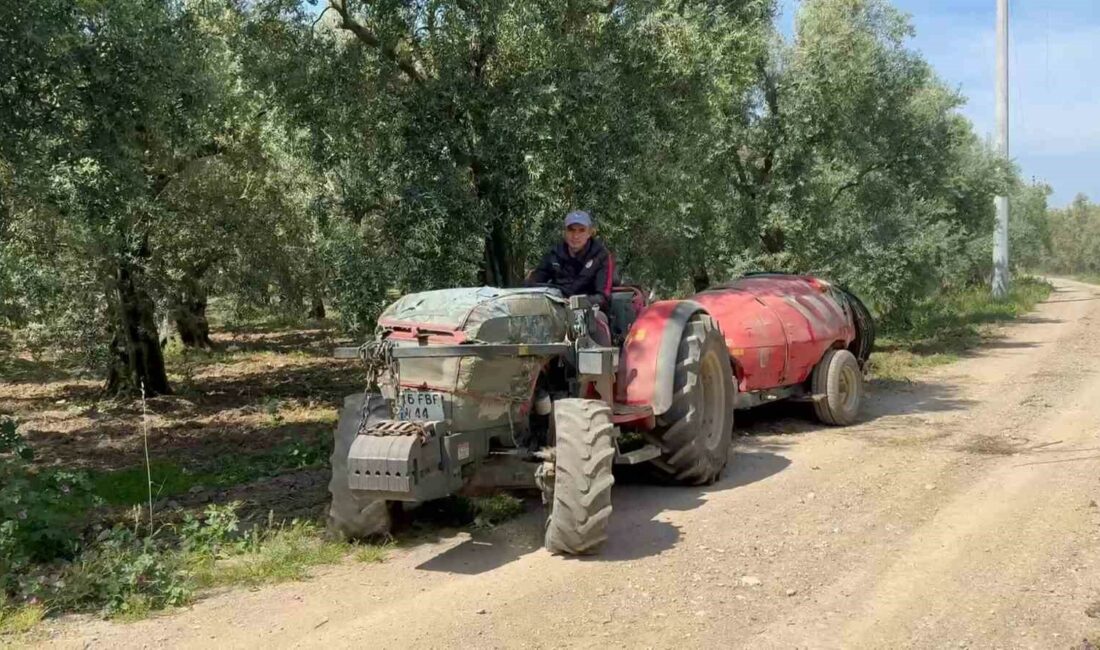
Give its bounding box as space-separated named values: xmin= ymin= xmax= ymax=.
xmin=617 ymin=274 xmax=862 ymax=410
xmin=692 ymin=274 xmax=856 ymax=392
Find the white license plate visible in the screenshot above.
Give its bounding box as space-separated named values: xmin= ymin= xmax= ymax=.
xmin=397 ymin=391 xmax=445 ymax=422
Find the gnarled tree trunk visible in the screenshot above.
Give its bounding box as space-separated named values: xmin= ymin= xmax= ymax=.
xmin=171 ymin=278 xmax=213 ymax=349
xmin=309 ymin=294 xmax=326 ymax=320
xmin=106 ymin=258 xmax=171 ymax=397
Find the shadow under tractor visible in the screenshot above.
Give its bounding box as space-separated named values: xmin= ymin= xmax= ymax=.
xmin=330 ymin=273 xmax=874 ymax=555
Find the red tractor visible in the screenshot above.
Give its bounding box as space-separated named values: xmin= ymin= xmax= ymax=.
xmin=330 ymin=273 xmax=873 ymax=554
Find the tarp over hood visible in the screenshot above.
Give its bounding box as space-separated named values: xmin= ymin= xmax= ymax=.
xmin=377 ymin=286 xmax=571 ymax=344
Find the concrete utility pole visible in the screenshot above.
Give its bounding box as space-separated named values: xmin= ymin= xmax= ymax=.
xmin=992 ymin=0 xmax=1010 ymax=298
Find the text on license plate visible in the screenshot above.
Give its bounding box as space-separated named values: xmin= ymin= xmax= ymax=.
xmin=397 ymin=391 xmax=445 ymax=422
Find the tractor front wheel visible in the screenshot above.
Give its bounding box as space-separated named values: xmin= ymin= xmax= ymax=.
xmin=544 ymin=398 xmax=615 ymax=555
xmin=326 ymin=392 xmax=392 ymax=540
xmin=647 ymin=314 xmax=736 ymax=485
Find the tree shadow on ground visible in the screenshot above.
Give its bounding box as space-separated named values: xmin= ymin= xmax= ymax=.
xmin=1041 ymin=297 xmax=1100 ymax=304
xmin=411 ymin=449 xmax=791 ymax=575
xmin=9 ymin=351 xmax=363 ymax=472
xmin=207 ymin=321 xmax=356 ymax=356
xmin=0 ymin=355 xmax=90 ymax=385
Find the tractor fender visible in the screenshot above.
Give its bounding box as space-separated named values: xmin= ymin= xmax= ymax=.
xmin=617 ymin=299 xmax=708 ymax=417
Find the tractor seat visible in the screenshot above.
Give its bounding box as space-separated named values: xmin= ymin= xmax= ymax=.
xmin=608 ymin=286 xmax=646 ymax=346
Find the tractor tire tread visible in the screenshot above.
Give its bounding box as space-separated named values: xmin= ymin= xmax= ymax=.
xmin=545 ymin=399 xmax=615 ymax=555
xmin=326 ymin=392 xmax=392 ymax=540
xmin=647 ymin=315 xmax=736 ymax=486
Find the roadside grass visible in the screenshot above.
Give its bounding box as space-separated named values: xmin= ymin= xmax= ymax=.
xmin=187 ymin=520 xmax=349 ymax=590
xmin=0 ymin=494 xmax=525 ymax=636
xmin=354 ymin=540 xmax=395 ymax=564
xmin=0 ymin=599 xmax=45 ymax=636
xmin=0 ymin=504 xmax=398 ymax=637
xmin=868 ymin=277 xmax=1052 ymax=382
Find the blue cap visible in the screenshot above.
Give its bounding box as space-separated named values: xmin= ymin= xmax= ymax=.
xmin=564 ymin=210 xmax=593 ymax=228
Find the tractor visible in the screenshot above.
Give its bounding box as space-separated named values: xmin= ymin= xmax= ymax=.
xmin=329 ymin=273 xmax=874 ymax=554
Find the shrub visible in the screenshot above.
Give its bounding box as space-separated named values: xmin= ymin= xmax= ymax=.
xmin=52 ymin=525 xmax=191 ymax=617
xmin=0 ymin=418 xmax=99 ymax=596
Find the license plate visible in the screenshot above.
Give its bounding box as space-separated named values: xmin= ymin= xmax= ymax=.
xmin=397 ymin=391 xmax=445 ymax=422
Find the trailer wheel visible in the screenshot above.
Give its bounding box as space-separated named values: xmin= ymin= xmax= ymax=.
xmin=545 ymin=399 xmax=615 ymax=555
xmin=812 ymin=349 xmax=863 ymax=425
xmin=326 ymin=392 xmax=392 ymax=540
xmin=647 ymin=314 xmax=736 ymax=485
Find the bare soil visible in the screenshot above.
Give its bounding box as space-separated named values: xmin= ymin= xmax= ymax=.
xmin=0 ymin=324 xmax=362 ymax=522
xmin=25 ymin=279 xmax=1100 ymax=648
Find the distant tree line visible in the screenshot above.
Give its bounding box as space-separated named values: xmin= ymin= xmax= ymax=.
xmin=0 ymin=0 xmax=1055 ymax=395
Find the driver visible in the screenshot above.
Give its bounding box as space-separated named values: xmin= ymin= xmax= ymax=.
xmin=524 ymin=209 xmax=614 ymax=311
xmin=525 ymin=209 xmax=614 ymax=345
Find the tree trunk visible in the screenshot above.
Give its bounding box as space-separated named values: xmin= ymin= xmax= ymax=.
xmin=309 ymin=295 xmax=326 ymax=320
xmin=481 ymin=221 xmax=518 ymax=287
xmin=106 ymin=259 xmax=171 ymax=397
xmin=172 ymin=280 xmax=213 ymax=349
xmin=692 ymin=265 xmax=711 ymax=293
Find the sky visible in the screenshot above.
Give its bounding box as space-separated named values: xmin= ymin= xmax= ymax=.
xmin=779 ymin=0 xmax=1100 ymax=207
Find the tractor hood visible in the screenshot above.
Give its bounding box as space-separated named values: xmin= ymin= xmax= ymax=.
xmin=377 ymin=286 xmax=571 ymax=344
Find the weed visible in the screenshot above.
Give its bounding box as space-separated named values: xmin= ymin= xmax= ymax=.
xmin=52 ymin=525 xmax=192 ymax=617
xmin=0 ymin=599 xmax=44 ymax=636
xmin=354 ymin=542 xmax=393 ymax=564
xmin=178 ymin=503 xmax=241 ymax=555
xmin=91 ymin=433 xmax=328 ymax=507
xmin=1 ymin=418 xmax=100 ymax=595
xmin=260 ymin=395 xmax=283 ymax=424
xmin=470 ymin=494 xmax=526 ymax=529
xmin=189 ymin=521 xmax=345 ymax=589
xmin=92 ymin=462 xmax=217 ymax=506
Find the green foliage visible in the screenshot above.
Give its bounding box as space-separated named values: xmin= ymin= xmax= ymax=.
xmin=2 ymin=0 xmax=1067 ymax=376
xmin=92 ymin=462 xmax=217 ymax=507
xmin=0 ymin=418 xmax=100 ymax=595
xmin=1 ymin=501 xmax=353 ymax=626
xmin=0 ymin=597 xmax=44 ymax=636
xmin=353 ymin=541 xmax=394 ymax=564
xmin=470 ymin=494 xmax=527 ymax=529
xmin=92 ymin=433 xmax=328 ymax=507
xmin=55 ymin=525 xmax=193 ymax=618
xmin=188 ymin=520 xmax=346 ymax=589
xmin=178 ymin=504 xmax=242 ymax=557
xmin=1044 ymin=194 xmax=1100 ymax=277
xmin=869 ymin=277 xmax=1052 ymax=381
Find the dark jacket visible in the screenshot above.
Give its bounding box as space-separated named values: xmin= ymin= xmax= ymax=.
xmin=525 ymin=238 xmax=615 ymax=310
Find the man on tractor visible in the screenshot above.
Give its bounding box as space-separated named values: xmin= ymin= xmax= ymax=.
xmin=525 ymin=209 xmax=615 ymax=345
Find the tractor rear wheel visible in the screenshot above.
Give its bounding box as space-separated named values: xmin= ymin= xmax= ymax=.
xmin=326 ymin=392 xmax=392 ymax=540
xmin=812 ymin=349 xmax=863 ymax=425
xmin=647 ymin=314 xmax=736 ymax=485
xmin=544 ymin=398 xmax=615 ymax=555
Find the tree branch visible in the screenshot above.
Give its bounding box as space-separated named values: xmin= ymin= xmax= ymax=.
xmin=328 ymin=0 xmax=426 ymax=83
xmin=828 ymin=163 xmax=885 ymax=207
xmin=311 ymin=5 xmax=334 ymax=29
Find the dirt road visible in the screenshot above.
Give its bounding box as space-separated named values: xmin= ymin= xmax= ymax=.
xmin=41 ymin=278 xmax=1100 ymax=649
